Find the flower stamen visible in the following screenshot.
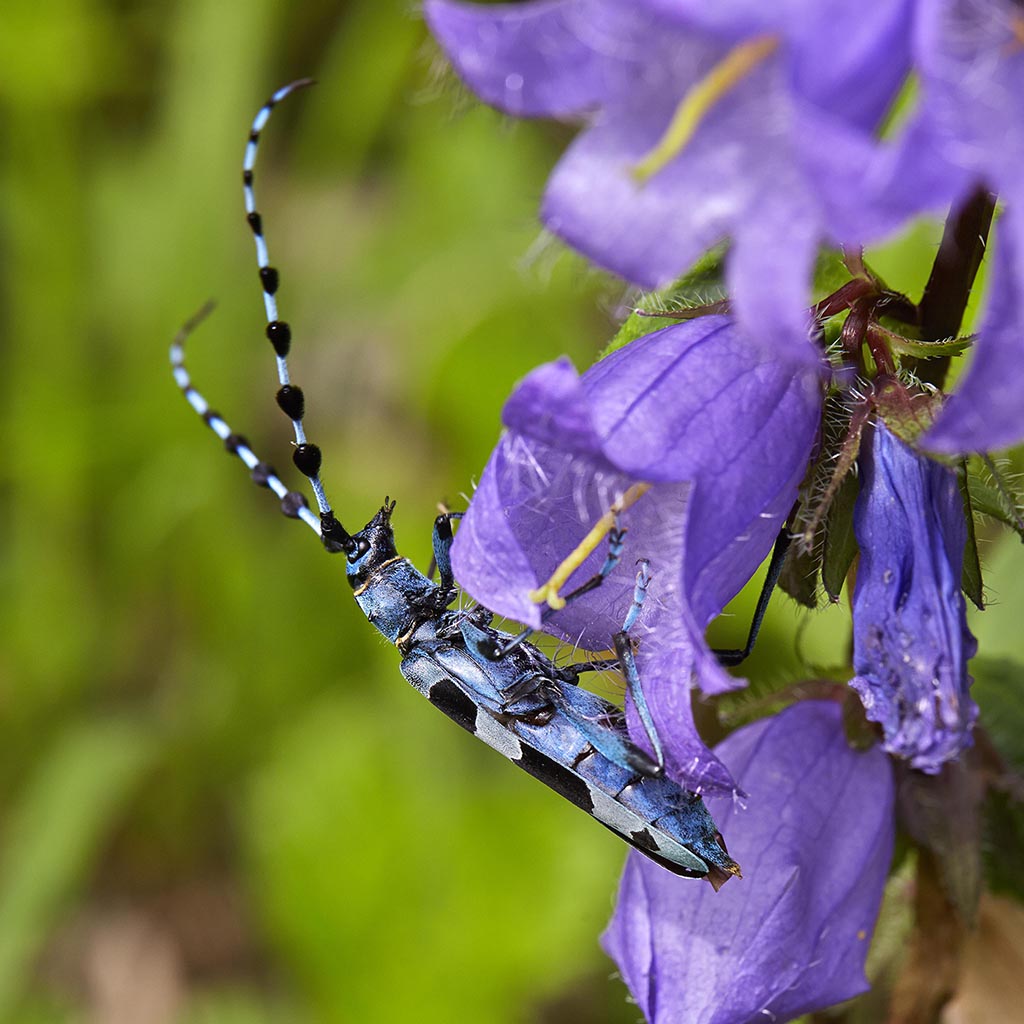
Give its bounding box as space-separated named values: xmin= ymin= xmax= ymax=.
xmin=529 ymin=481 xmax=651 ymax=609
xmin=631 ymin=34 xmax=778 ymax=184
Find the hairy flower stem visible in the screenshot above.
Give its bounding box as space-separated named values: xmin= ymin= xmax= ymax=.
xmin=798 ymin=397 xmax=870 ymax=554
xmin=916 ymin=187 xmax=996 ymax=387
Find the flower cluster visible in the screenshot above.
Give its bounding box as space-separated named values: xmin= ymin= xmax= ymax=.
xmin=427 ymin=1 xmax=1022 ymax=1021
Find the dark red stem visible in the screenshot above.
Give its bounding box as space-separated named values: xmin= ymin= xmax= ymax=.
xmin=916 ymin=186 xmax=997 ymax=386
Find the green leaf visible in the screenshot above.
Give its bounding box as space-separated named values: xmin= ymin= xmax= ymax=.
xmin=822 ymin=470 xmax=860 ymax=602
xmin=0 ymin=719 xmax=156 ymax=1014
xmin=602 ymin=244 xmax=727 ymax=357
xmin=960 ymin=463 xmax=985 ymax=610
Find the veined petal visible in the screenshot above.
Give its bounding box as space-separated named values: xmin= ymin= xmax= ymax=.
xmin=453 ymin=316 xmax=821 ymax=636
xmin=451 ymin=318 xmax=821 ymax=788
xmin=850 ymin=424 xmax=978 ymax=772
xmin=603 ymin=701 xmax=895 ymax=1024
xmin=502 ymin=356 xmax=606 ymax=458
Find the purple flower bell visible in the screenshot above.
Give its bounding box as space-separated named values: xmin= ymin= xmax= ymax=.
xmin=425 ymin=0 xmax=913 ymax=365
xmin=603 ymin=701 xmax=895 ymax=1024
xmin=850 ymin=423 xmax=978 ymax=772
xmin=828 ymin=0 xmax=1024 ymax=453
xmin=451 ymin=316 xmax=823 ymax=791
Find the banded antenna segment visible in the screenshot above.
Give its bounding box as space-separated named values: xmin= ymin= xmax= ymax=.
xmin=170 ymin=302 xmax=322 ymax=536
xmin=242 ymin=78 xmax=353 ymax=554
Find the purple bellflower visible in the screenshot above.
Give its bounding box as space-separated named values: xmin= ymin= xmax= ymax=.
xmin=812 ymin=0 xmax=1024 ymax=453
xmin=850 ymin=423 xmax=978 ymax=772
xmin=603 ymin=701 xmax=895 ymax=1024
xmin=425 ymin=0 xmax=913 ymax=365
xmin=450 ymin=315 xmax=823 ymax=792
xmin=899 ymin=0 xmax=1024 ymax=454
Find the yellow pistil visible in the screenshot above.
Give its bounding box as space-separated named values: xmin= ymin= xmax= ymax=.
xmin=529 ymin=482 xmax=651 ymax=609
xmin=632 ymin=34 xmax=779 ymax=184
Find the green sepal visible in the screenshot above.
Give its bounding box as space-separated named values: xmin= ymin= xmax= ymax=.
xmin=958 ymin=463 xmax=985 ymax=610
xmin=872 ymin=377 xmax=943 ymax=445
xmin=779 ymin=540 xmax=819 ymax=609
xmin=602 ymin=243 xmax=727 ymax=358
xmin=966 ymin=458 xmax=1024 ymax=542
xmin=887 ymin=332 xmax=973 ymax=359
xmin=822 ymin=470 xmax=860 ymax=602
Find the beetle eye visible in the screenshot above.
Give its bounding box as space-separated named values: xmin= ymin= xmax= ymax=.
xmin=347 ymin=538 xmax=370 ymax=564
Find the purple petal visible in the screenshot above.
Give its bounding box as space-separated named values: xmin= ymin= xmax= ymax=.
xmin=634 ymin=0 xmax=785 ymax=40
xmin=726 ymin=187 xmax=818 ymax=373
xmin=424 ymin=0 xmax=654 ymax=118
xmin=447 ymin=438 xmax=550 ymax=627
xmin=576 ymin=318 xmax=824 ymax=624
xmin=641 ymin=0 xmax=914 ymax=128
xmin=538 ymin=57 xmax=836 ymax=364
xmin=603 ymin=701 xmax=895 ymax=1024
xmin=925 ymin=207 xmax=1024 ymax=453
xmin=850 ymin=424 xmax=978 ymax=772
xmin=631 ymin=638 xmax=737 ymax=793
xmin=538 ymin=29 xmax=739 ymax=291
xmin=428 ymin=1 xmax=912 ymax=361
xmin=502 ymin=357 xmax=606 ymax=458
xmin=537 ymin=53 xmax=798 ymax=297
xmin=784 ymin=0 xmax=913 ymax=127
xmin=454 ymin=317 xmax=822 ymax=638
xmin=798 ymin=106 xmax=971 ymax=245
xmin=451 ymin=318 xmax=821 ymax=789
xmin=912 ymin=0 xmax=1024 ymax=186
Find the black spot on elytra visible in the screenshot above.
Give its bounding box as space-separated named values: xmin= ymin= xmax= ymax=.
xmin=428 ymin=677 xmax=477 ymax=734
xmin=629 ymin=827 xmax=659 ymax=853
xmin=516 ymin=745 xmax=594 ymax=814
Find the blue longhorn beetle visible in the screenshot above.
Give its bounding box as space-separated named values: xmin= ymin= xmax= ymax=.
xmin=173 ymin=82 xmax=786 ymax=888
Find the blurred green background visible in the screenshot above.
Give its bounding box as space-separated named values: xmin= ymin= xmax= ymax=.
xmin=2 ymin=2 xmax=1021 ymax=1022
xmin=0 ymin=2 xmax=637 ymax=1021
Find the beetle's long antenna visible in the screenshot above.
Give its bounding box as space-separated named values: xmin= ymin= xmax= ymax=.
xmin=243 ymin=79 xmax=353 ymax=554
xmin=170 ymin=302 xmax=323 ymax=536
